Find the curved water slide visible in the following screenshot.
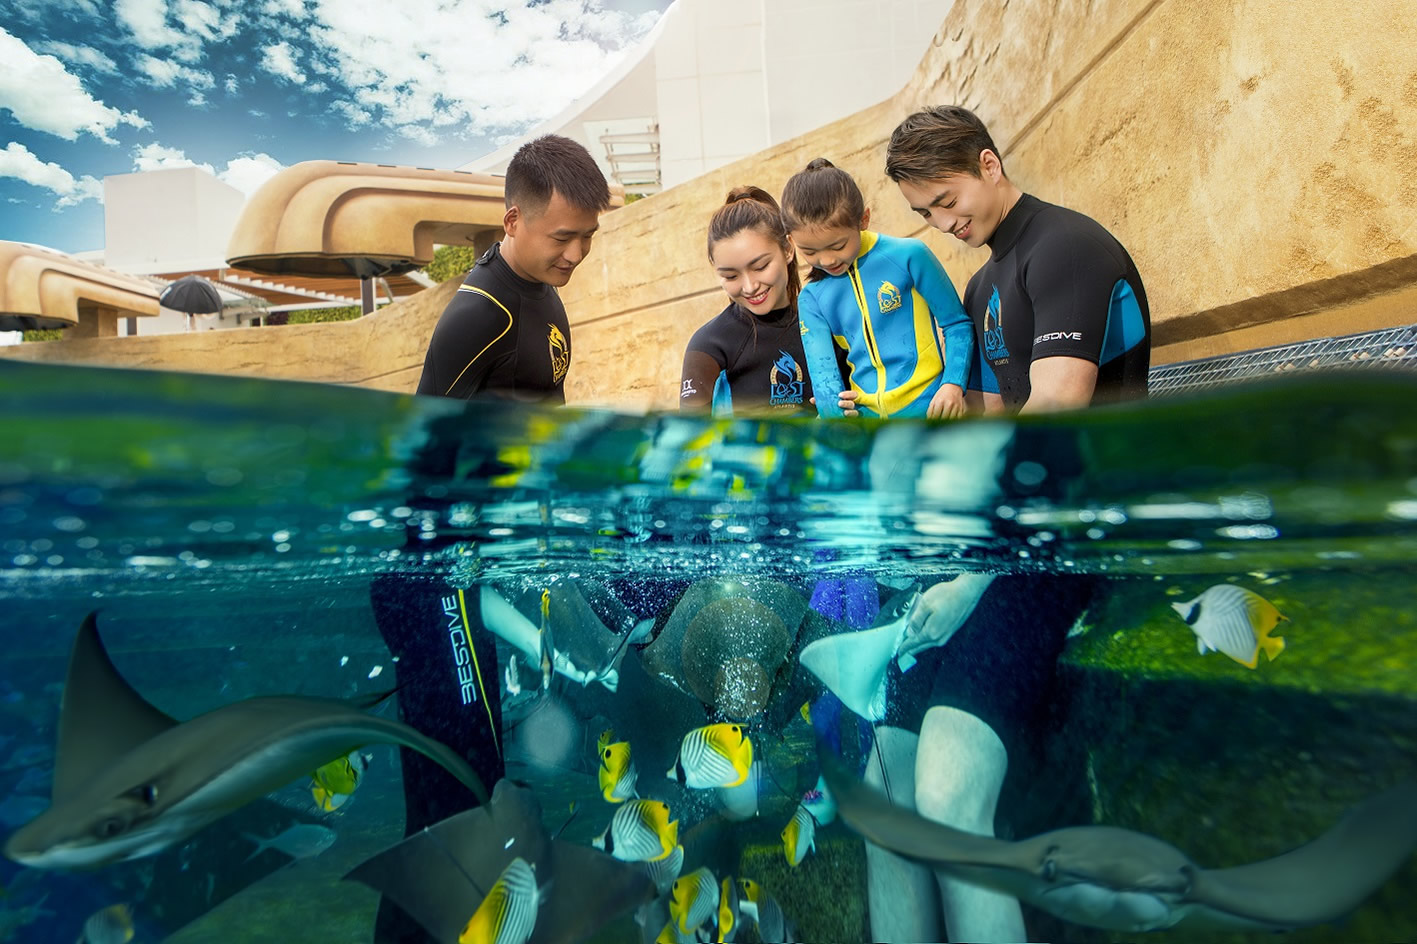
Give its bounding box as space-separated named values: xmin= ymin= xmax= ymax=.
xmin=0 ymin=241 xmax=159 ymax=337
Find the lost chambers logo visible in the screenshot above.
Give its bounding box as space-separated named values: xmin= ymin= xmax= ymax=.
xmin=547 ymin=323 xmax=570 ymax=382
xmin=983 ymin=285 xmax=1010 ymax=364
xmin=770 ymin=349 xmax=805 ymax=406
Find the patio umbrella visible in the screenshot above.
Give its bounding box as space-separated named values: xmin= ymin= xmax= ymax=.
xmin=159 ymin=275 xmax=223 ymax=314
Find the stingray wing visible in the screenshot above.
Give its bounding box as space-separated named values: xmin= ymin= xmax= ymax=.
xmin=819 ymin=749 xmax=1025 ymax=871
xmin=1185 ymin=781 xmax=1417 ymax=930
xmin=346 ymin=780 xmax=550 ymax=943
xmin=532 ymin=841 xmax=656 ymax=944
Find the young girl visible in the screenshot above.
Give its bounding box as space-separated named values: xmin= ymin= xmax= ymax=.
xmin=680 ymin=186 xmax=832 ymax=417
xmin=781 ymin=158 xmax=974 ymax=419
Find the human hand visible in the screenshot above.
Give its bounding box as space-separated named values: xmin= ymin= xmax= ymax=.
xmin=809 ymin=390 xmax=860 ymax=418
xmin=926 ymin=383 xmax=966 ymax=420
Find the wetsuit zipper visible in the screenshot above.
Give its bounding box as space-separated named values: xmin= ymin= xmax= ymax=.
xmin=848 ymin=262 xmax=889 ymax=418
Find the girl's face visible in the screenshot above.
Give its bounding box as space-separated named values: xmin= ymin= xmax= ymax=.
xmin=711 ymin=228 xmax=794 ymax=315
xmin=791 ymin=209 xmax=869 ymax=277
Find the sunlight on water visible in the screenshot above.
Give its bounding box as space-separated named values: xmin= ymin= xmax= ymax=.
xmin=0 ymin=361 xmax=1415 ymax=944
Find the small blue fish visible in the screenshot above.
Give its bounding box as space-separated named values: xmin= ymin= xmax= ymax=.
xmin=243 ymin=823 xmax=337 ymax=861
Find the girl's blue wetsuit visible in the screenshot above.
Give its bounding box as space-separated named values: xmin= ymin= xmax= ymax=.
xmin=798 ymin=231 xmax=974 ymax=418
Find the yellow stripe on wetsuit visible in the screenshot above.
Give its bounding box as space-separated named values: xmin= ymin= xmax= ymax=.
xmin=457 ymin=588 xmax=500 ymax=758
xmin=444 ymin=285 xmax=513 ymax=396
xmin=846 ymin=263 xmax=890 ymax=418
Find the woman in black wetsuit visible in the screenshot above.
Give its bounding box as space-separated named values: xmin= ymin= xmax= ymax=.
xmin=679 ymin=187 xmax=839 ymax=417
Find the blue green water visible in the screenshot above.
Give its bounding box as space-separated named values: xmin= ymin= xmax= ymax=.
xmin=0 ymin=359 xmax=1415 ymax=943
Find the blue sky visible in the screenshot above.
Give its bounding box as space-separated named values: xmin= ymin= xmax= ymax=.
xmin=0 ymin=0 xmax=670 ymax=252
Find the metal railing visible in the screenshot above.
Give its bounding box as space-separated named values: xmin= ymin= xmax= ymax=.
xmin=1148 ymin=324 xmax=1417 ymax=397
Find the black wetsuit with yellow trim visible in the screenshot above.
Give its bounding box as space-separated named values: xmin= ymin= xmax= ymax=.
xmin=370 ymin=575 xmax=504 ymax=942
xmin=416 ymin=242 xmax=571 ymax=401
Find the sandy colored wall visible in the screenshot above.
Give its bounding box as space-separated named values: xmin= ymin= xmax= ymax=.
xmin=0 ymin=279 xmax=458 ymax=393
xmin=5 ymin=0 xmax=1415 ymax=407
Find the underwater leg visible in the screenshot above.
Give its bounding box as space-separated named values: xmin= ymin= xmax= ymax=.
xmin=915 ymin=705 xmax=1025 ymax=944
xmin=369 ymin=574 xmax=506 ymax=943
xmin=863 ymin=725 xmax=943 ymax=943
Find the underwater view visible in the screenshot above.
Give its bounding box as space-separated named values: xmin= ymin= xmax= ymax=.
xmin=1 ymin=357 xmax=1415 ymax=943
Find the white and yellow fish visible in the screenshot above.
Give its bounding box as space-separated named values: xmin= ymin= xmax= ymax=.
xmin=596 ymin=729 xmax=638 ymax=803
xmin=312 ymin=750 xmax=367 ymax=795
xmin=781 ymin=804 xmax=816 ymax=868
xmin=537 ymin=589 xmax=554 ymax=690
xmin=1171 ymin=584 xmax=1287 ymax=668
xmin=311 ymin=783 xmax=349 ymax=813
xmin=736 ymin=878 xmax=792 ymax=942
xmin=80 ymin=903 xmax=134 ymax=944
xmin=667 ymin=723 xmax=753 ymax=789
xmin=713 ymin=875 xmax=740 ymax=942
xmin=643 ymin=844 xmax=684 ymax=896
xmin=668 ymin=867 xmax=719 ymax=935
xmin=592 ymin=799 xmax=678 ymax=862
xmin=458 ymin=857 xmax=543 ymax=944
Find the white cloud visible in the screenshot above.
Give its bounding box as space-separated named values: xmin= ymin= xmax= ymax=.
xmin=134 ymin=54 xmax=216 ymax=90
xmin=132 ymin=141 xmax=215 ymax=175
xmin=115 ymin=0 xmax=230 ymax=63
xmin=0 ymin=28 xmax=148 ymax=142
xmin=296 ymin=0 xmax=658 ymax=141
xmin=260 ymin=41 xmax=306 ymax=85
xmin=129 ymin=143 xmax=285 ymax=196
xmin=35 ymin=41 xmax=119 ymax=75
xmin=224 ymin=73 xmax=239 ymax=94
xmin=0 ymin=141 xmax=103 ymax=207
xmin=261 ymin=0 xmax=307 ymax=16
xmin=219 ymin=153 xmax=284 ymax=195
xmin=115 ymin=0 xmax=189 ymax=55
xmin=330 ymin=99 xmax=372 ymax=127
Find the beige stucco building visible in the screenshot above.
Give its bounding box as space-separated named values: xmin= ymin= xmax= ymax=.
xmin=4 ymin=0 xmax=1416 ymax=409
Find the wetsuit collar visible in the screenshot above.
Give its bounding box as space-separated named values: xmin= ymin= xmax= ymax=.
xmin=756 ymin=303 xmax=796 ymax=327
xmin=985 ymin=193 xmax=1042 ymax=259
xmin=857 ymin=230 xmax=879 ymax=259
xmin=485 ymin=241 xmax=550 ymax=296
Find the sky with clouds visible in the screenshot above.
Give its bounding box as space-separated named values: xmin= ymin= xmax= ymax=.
xmin=0 ymin=0 xmax=670 ymax=252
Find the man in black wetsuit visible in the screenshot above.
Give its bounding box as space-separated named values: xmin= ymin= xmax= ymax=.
xmin=887 ymin=105 xmax=1151 ymax=414
xmin=841 ymin=106 xmax=1152 ymax=944
xmin=417 ymin=133 xmax=611 ymax=402
xmin=372 ymin=135 xmax=610 ymax=943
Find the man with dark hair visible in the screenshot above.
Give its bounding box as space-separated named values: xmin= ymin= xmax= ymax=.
xmin=886 ymin=105 xmax=1151 ymax=414
xmin=373 ymin=135 xmax=609 ymax=944
xmin=417 ymin=134 xmax=611 ymax=401
xmin=852 ymin=106 xmax=1150 ymax=944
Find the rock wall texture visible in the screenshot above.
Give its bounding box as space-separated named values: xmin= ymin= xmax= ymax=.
xmin=6 ymin=0 xmax=1414 ymax=407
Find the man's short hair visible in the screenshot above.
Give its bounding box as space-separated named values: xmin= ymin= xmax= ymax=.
xmin=504 ymin=134 xmax=611 ymax=215
xmin=885 ymin=106 xmax=1005 ymax=182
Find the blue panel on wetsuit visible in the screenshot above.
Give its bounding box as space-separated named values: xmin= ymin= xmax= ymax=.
xmin=1099 ymin=279 xmax=1147 ymax=366
xmin=711 ymin=369 xmax=733 ymax=417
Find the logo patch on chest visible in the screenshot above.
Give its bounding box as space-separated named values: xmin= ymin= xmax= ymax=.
xmin=983 ymin=285 xmax=1011 ymax=363
xmin=547 ymin=323 xmax=570 ymax=383
xmin=769 ymin=350 xmax=805 ymax=406
xmin=877 ymin=280 xmax=902 ymax=313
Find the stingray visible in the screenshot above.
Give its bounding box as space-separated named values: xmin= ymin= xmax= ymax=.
xmin=820 ymin=752 xmax=1417 ymax=932
xmin=799 ymin=578 xmax=992 ymax=722
xmin=346 ymin=778 xmax=655 ymax=944
xmin=3 ymin=612 xmax=488 ymax=869
xmin=481 ymin=581 xmax=652 ymax=692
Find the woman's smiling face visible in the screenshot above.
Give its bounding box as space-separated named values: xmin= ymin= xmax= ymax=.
xmin=711 ymin=227 xmax=795 ymax=315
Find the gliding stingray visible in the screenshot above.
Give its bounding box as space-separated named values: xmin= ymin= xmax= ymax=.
xmin=820 ymin=752 xmax=1417 ymax=932
xmin=347 ymin=778 xmax=655 ymax=944
xmin=4 ymin=612 xmax=488 ymax=868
